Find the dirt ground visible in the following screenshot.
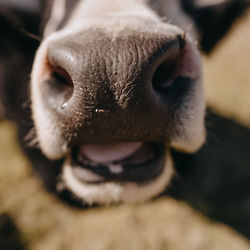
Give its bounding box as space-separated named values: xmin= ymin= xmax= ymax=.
xmin=204 ymin=10 xmax=250 ymax=126
xmin=0 ymin=10 xmax=250 ymax=250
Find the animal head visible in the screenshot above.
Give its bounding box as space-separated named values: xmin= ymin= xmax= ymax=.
xmin=0 ymin=0 xmax=249 ymax=206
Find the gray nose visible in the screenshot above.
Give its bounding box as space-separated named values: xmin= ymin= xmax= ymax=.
xmin=40 ymin=29 xmax=193 ymax=143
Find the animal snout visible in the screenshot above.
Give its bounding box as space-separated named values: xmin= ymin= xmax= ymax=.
xmin=37 ymin=28 xmax=200 ymax=144
xmin=29 ymin=5 xmax=207 ymax=204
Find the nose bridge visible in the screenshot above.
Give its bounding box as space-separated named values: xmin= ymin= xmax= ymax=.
xmin=64 ymin=0 xmax=159 ymax=29
xmin=48 ymin=28 xmax=181 ymax=111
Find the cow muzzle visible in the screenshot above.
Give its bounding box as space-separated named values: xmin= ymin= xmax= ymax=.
xmin=31 ymin=18 xmax=205 ymax=204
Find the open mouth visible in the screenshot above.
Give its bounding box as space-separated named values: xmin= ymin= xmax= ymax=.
xmin=67 ymin=142 xmax=166 ymax=185
xmin=61 ymin=142 xmax=174 ymax=205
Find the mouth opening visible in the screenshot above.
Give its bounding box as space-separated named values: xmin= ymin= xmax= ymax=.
xmin=68 ymin=142 xmax=166 ymax=184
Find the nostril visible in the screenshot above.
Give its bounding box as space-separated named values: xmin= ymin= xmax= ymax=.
xmin=152 ymin=36 xmax=194 ymax=104
xmin=40 ymin=61 xmax=74 ymax=111
xmin=152 ymin=34 xmax=186 ymax=94
xmin=152 ymin=59 xmax=178 ymax=91
xmin=50 ymin=66 xmax=74 ymax=88
xmin=152 ymin=56 xmax=192 ymax=104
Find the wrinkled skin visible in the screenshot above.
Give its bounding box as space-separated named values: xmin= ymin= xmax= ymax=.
xmin=0 ymin=0 xmax=249 ymax=207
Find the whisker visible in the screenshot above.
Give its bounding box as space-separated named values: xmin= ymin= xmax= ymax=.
xmin=19 ymin=27 xmax=42 ymax=42
xmin=24 ymin=126 xmax=39 ymax=148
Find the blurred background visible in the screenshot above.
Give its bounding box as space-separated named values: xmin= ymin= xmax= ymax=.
xmin=0 ymin=6 xmax=250 ymax=250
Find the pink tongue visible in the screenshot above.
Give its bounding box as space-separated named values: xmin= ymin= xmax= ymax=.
xmin=79 ymin=142 xmax=143 ymax=164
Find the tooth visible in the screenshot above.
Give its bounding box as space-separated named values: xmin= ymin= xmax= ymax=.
xmin=80 ymin=142 xmax=143 ymax=163
xmin=108 ymin=164 xmax=123 ymax=174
